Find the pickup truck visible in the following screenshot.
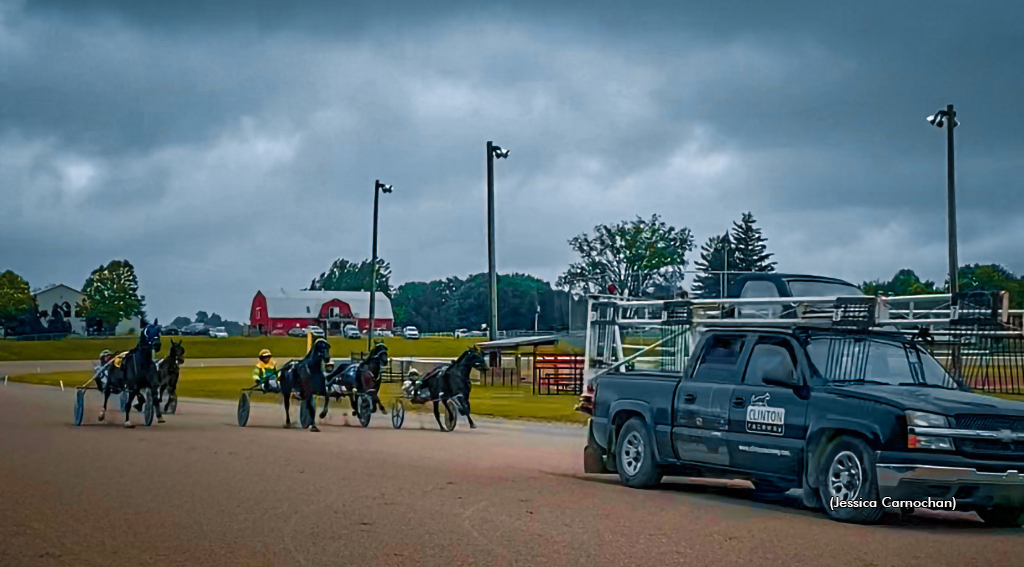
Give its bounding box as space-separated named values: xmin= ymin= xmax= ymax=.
xmin=583 ymin=324 xmax=1024 ymax=525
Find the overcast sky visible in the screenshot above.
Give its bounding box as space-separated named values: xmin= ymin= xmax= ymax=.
xmin=2 ymin=0 xmax=1023 ymax=323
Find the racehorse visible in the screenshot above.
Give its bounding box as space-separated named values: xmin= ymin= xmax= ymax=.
xmin=99 ymin=321 xmax=162 ymax=428
xmin=157 ymin=339 xmax=185 ymax=413
xmin=278 ymin=338 xmax=332 ymax=432
xmin=414 ymin=347 xmax=488 ymax=430
xmin=324 ymin=342 xmax=389 ymax=420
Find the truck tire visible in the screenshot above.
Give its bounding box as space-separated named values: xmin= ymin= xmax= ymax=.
xmin=817 ymin=436 xmax=885 ymax=524
xmin=615 ymin=418 xmax=662 ymax=488
xmin=977 ymin=506 xmax=1024 ymax=528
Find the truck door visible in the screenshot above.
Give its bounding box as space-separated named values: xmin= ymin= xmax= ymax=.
xmin=672 ymin=333 xmax=750 ymax=467
xmin=727 ymin=335 xmax=810 ymax=480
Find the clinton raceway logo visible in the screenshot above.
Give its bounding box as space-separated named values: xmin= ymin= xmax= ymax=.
xmin=746 ymin=393 xmax=785 ymax=436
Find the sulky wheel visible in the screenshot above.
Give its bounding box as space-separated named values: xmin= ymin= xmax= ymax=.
xmin=390 ymin=398 xmax=406 ymax=429
xmin=120 ymin=390 xmax=129 ymax=413
xmin=299 ymin=399 xmax=313 ymax=429
xmin=143 ymin=396 xmax=155 ymax=427
xmin=73 ymin=389 xmax=85 ymax=426
xmin=357 ymin=395 xmax=373 ymax=428
xmin=237 ymin=393 xmax=250 ymax=427
xmin=442 ymin=399 xmax=458 ymax=432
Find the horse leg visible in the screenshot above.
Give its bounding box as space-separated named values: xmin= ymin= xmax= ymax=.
xmin=306 ymin=398 xmax=319 ymax=432
xmin=319 ymin=394 xmax=330 ymax=420
xmin=282 ymin=393 xmax=292 ymax=428
xmin=153 ymin=385 xmax=164 ymax=424
xmin=432 ymin=400 xmax=444 ymax=430
xmin=99 ymin=387 xmax=110 ymax=422
xmin=464 ymin=398 xmax=477 ymax=429
xmin=124 ymin=387 xmax=135 ymax=428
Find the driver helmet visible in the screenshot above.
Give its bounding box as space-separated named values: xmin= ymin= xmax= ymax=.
xmin=259 ymin=349 xmax=272 ymax=360
xmin=99 ymin=349 xmax=111 ymax=358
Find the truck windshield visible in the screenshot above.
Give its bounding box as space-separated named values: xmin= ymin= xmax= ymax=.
xmin=786 ymin=280 xmax=863 ymax=298
xmin=806 ymin=336 xmax=958 ymax=389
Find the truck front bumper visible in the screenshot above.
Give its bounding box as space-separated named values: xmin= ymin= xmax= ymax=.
xmin=876 ymin=457 xmax=1024 ymax=510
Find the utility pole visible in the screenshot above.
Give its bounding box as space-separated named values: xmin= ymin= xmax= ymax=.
xmin=485 ymin=141 xmax=509 ymax=340
xmin=486 ymin=142 xmax=498 ymax=341
xmin=927 ymin=105 xmax=959 ymax=301
xmin=368 ymin=180 xmax=392 ymax=350
xmin=945 ymin=104 xmax=959 ymax=298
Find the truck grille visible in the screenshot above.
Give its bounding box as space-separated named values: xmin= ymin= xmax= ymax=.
xmin=953 ymin=414 xmax=1024 ymax=458
xmin=954 ymin=414 xmax=1024 ymax=432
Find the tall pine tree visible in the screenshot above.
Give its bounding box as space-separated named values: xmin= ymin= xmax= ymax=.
xmin=691 ymin=233 xmax=736 ymax=298
xmin=730 ymin=212 xmax=776 ymax=274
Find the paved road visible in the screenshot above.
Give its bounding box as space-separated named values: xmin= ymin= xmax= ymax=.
xmin=1 ymin=383 xmax=1020 ymax=567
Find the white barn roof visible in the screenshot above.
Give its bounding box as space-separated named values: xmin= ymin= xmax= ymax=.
xmin=260 ymin=289 xmax=393 ymax=320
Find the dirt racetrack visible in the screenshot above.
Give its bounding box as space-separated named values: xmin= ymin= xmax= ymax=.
xmin=1 ymin=383 xmax=1021 ymax=567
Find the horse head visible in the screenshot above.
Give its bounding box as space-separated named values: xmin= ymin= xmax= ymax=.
xmin=141 ymin=321 xmax=162 ymax=353
xmin=370 ymin=342 xmax=389 ymax=366
xmin=463 ymin=347 xmax=489 ymax=373
xmin=311 ymin=338 xmax=331 ymax=364
xmin=171 ymin=340 xmax=186 ymax=364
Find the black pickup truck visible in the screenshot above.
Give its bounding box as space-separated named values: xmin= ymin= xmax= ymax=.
xmin=583 ymin=324 xmax=1024 ymax=525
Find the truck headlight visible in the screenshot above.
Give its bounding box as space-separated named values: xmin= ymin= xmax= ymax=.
xmin=905 ymin=410 xmax=954 ymax=450
xmin=906 ymin=411 xmax=949 ymax=428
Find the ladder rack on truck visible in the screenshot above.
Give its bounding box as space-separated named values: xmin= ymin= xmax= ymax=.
xmin=578 ymin=290 xmax=1024 ymax=408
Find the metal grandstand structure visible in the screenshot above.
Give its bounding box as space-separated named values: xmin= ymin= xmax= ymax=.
xmin=582 ymin=291 xmax=1024 ymax=395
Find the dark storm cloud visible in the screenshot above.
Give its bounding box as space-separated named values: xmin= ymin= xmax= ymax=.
xmin=2 ymin=0 xmax=1023 ymax=322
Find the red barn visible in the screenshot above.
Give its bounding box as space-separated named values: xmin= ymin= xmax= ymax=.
xmin=250 ymin=289 xmax=394 ymax=335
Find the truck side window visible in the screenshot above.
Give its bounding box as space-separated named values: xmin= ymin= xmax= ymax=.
xmin=740 ymin=281 xmax=779 ymax=298
xmin=691 ymin=335 xmax=747 ymax=383
xmin=743 ymin=338 xmax=798 ymax=385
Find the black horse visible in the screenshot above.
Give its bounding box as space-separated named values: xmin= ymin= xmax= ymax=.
xmin=415 ymin=348 xmax=488 ymax=430
xmin=325 ymin=343 xmax=389 ymax=420
xmin=99 ymin=322 xmax=162 ymax=428
xmin=157 ymin=339 xmax=185 ymax=414
xmin=278 ymin=338 xmax=332 ymax=432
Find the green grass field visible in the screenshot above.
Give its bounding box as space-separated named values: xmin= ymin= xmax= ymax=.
xmin=8 ymin=366 xmax=588 ymax=424
xmin=0 ymin=335 xmax=488 ymax=362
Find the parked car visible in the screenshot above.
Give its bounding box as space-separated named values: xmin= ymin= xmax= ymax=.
xmin=287 ymin=327 xmax=306 ymax=338
xmin=181 ymin=323 xmax=208 ymax=336
xmin=455 ymin=328 xmax=470 ymax=338
xmin=162 ymin=326 xmax=181 ymax=336
xmin=343 ymin=324 xmax=361 ymax=339
xmin=288 ymin=326 xmax=324 ymax=338
xmin=583 ymin=322 xmax=1024 ymax=526
xmin=208 ymin=327 xmax=228 ymax=338
xmin=403 ymin=326 xmax=420 ymax=339
xmin=726 ymin=273 xmax=865 ymax=319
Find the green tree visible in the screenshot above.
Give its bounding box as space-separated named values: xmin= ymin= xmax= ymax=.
xmin=954 ymin=264 xmax=1024 ymax=308
xmin=170 ymin=316 xmax=192 ymax=328
xmin=309 ymin=258 xmax=393 ymax=297
xmin=194 ymin=311 xmax=209 ymax=324
xmin=77 ymin=260 xmax=145 ymax=333
xmin=862 ymin=269 xmax=940 ymax=297
xmin=0 ymin=270 xmax=37 ymax=334
xmin=691 ymin=233 xmax=736 ymax=299
xmin=557 ymin=214 xmax=694 ymax=297
xmin=730 ymin=212 xmax=776 ymax=274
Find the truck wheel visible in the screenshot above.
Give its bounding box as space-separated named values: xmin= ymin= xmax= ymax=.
xmin=817 ymin=436 xmax=885 ymax=524
xmin=615 ymin=418 xmax=662 ymax=488
xmin=977 ymin=506 xmax=1024 ymax=528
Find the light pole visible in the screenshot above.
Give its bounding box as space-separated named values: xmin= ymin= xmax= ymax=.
xmin=486 ymin=141 xmax=510 ymax=341
xmin=368 ymin=179 xmax=393 ymax=351
xmin=926 ymin=105 xmax=960 ymax=298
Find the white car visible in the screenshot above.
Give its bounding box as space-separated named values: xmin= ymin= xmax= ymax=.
xmin=208 ymin=327 xmax=228 ymax=338
xmin=403 ymin=326 xmax=420 ymax=339
xmin=343 ymin=324 xmax=361 ymax=339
